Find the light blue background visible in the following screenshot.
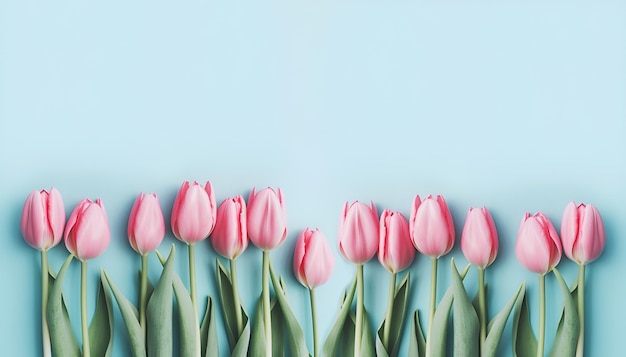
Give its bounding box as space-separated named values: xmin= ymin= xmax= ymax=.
xmin=1 ymin=0 xmax=624 ymax=355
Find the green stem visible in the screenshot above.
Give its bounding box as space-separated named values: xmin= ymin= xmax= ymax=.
xmin=429 ymin=257 xmax=438 ymax=330
xmin=230 ymin=258 xmax=244 ymax=337
xmin=140 ymin=254 xmax=148 ymax=341
xmin=354 ymin=264 xmax=364 ymax=357
xmin=537 ymin=274 xmax=546 ymax=357
xmin=41 ymin=250 xmax=51 ymax=357
xmin=382 ymin=272 xmax=397 ymax=350
xmin=478 ymin=268 xmax=487 ymax=353
xmin=189 ymin=244 xmax=197 ymax=313
xmin=310 ymin=288 xmax=319 ymax=357
xmin=262 ymin=251 xmax=272 ymax=356
xmin=81 ymin=260 xmax=91 ymax=357
xmin=576 ymin=264 xmax=585 ymax=357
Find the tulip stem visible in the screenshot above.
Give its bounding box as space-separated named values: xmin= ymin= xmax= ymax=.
xmin=309 ymin=288 xmax=319 ymax=357
xmin=354 ymin=264 xmax=364 ymax=357
xmin=81 ymin=260 xmax=91 ymax=357
xmin=262 ymin=251 xmax=272 ymax=356
xmin=576 ymin=264 xmax=585 ymax=357
xmin=140 ymin=254 xmax=148 ymax=340
xmin=41 ymin=250 xmax=51 ymax=357
xmin=537 ymin=274 xmax=546 ymax=357
xmin=429 ymin=257 xmax=438 ymax=330
xmin=383 ymin=271 xmax=397 ymax=350
xmin=189 ymin=244 xmax=197 ymax=313
xmin=230 ymin=258 xmax=243 ymax=337
xmin=478 ymin=268 xmax=487 ymax=353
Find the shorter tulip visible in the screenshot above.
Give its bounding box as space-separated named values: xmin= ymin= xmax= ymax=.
xmin=338 ymin=201 xmax=379 ymax=264
xmin=515 ymin=212 xmax=561 ymax=275
xmin=247 ymin=187 xmax=287 ymax=251
xmin=461 ymin=206 xmax=498 ymax=269
xmin=561 ymin=202 xmax=605 ymax=265
xmin=64 ymin=198 xmax=110 ymax=261
xmin=21 ymin=188 xmax=66 ymax=251
xmin=410 ymin=195 xmax=455 ymax=258
xmin=171 ymin=181 xmax=217 ymax=244
xmin=378 ymin=209 xmax=415 ymax=273
xmin=293 ymin=228 xmax=335 ymax=289
xmin=211 ymin=195 xmax=248 ymax=260
xmin=128 ymin=193 xmax=165 ymax=255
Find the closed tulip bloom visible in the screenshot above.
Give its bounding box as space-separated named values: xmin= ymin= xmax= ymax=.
xmin=378 ymin=209 xmax=415 ymax=273
xmin=338 ymin=201 xmax=379 ymax=264
xmin=128 ymin=193 xmax=165 ymax=255
xmin=293 ymin=228 xmax=335 ymax=289
xmin=410 ymin=195 xmax=455 ymax=258
xmin=515 ymin=212 xmax=562 ymax=275
xmin=21 ymin=188 xmax=65 ymax=251
xmin=247 ymin=187 xmax=287 ymax=251
xmin=64 ymin=198 xmax=110 ymax=260
xmin=171 ymin=181 xmax=217 ymax=244
xmin=461 ymin=206 xmax=498 ymax=269
xmin=211 ymin=195 xmax=248 ymax=259
xmin=561 ymin=202 xmax=605 ymax=265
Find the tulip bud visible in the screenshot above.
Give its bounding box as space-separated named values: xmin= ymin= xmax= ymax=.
xmin=247 ymin=187 xmax=287 ymax=251
xmin=461 ymin=206 xmax=498 ymax=269
xmin=64 ymin=198 xmax=110 ymax=260
xmin=171 ymin=181 xmax=217 ymax=244
xmin=128 ymin=193 xmax=165 ymax=255
xmin=561 ymin=202 xmax=605 ymax=265
xmin=293 ymin=228 xmax=335 ymax=289
xmin=20 ymin=188 xmax=66 ymax=251
xmin=338 ymin=201 xmax=379 ymax=264
xmin=378 ymin=209 xmax=415 ymax=273
xmin=211 ymin=195 xmax=248 ymax=259
xmin=515 ymin=212 xmax=562 ymax=275
xmin=409 ymin=195 xmax=455 ymax=258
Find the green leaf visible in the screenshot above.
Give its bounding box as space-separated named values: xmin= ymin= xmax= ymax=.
xmin=321 ymin=276 xmax=357 ymax=357
xmin=407 ymin=310 xmax=426 ymax=357
xmin=341 ymin=311 xmax=356 ymax=357
xmin=231 ymin=315 xmax=251 ymax=357
xmin=376 ymin=273 xmax=411 ymax=357
xmin=360 ymin=308 xmax=376 ymax=357
xmin=47 ymin=254 xmax=80 ymax=357
xmin=147 ymin=246 xmax=175 ymax=357
xmin=271 ymin=294 xmax=285 ymax=357
xmin=482 ymin=283 xmax=524 ymax=357
xmin=171 ymin=265 xmax=201 ymax=357
xmin=138 ymin=269 xmax=154 ymax=310
xmin=216 ymin=259 xmax=239 ymax=348
xmin=451 ymin=259 xmax=479 ymax=357
xmin=549 ymin=268 xmax=579 ymax=357
xmin=512 ymin=283 xmax=537 ymax=357
xmin=250 ymin=294 xmax=267 ymax=357
xmin=88 ymin=272 xmax=114 ymax=357
xmin=200 ymin=296 xmax=219 ymax=357
xmin=472 ymin=283 xmax=488 ymax=320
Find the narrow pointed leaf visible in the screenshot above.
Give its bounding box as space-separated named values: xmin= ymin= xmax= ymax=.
xmin=146 ymin=246 xmax=175 ymax=357
xmin=482 ymin=283 xmax=524 ymax=357
xmin=200 ymin=296 xmax=219 ymax=357
xmin=271 ymin=296 xmax=285 ymax=357
xmin=321 ymin=277 xmax=357 ymax=357
xmin=451 ymin=259 xmax=479 ymax=357
xmin=88 ymin=273 xmax=114 ymax=357
xmin=376 ymin=273 xmax=410 ymax=357
xmin=472 ymin=284 xmax=488 ymax=322
xmin=47 ymin=255 xmax=80 ymax=357
xmin=172 ymin=266 xmax=201 ymax=357
xmin=250 ymin=294 xmax=266 ymax=357
xmin=408 ymin=310 xmax=426 ymax=357
xmin=512 ymin=285 xmax=537 ymax=357
xmin=216 ymin=259 xmax=238 ymax=348
xmin=361 ymin=308 xmax=376 ymax=357
xmin=341 ymin=312 xmax=356 ymax=357
xmin=138 ymin=269 xmax=155 ymax=314
xmin=549 ymin=269 xmax=579 ymax=357
xmin=231 ymin=315 xmax=251 ymax=357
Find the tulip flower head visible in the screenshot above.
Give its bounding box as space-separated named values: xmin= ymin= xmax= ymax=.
xmin=461 ymin=206 xmax=498 ymax=269
xmin=515 ymin=212 xmax=562 ymax=275
xmin=410 ymin=195 xmax=455 ymax=258
xmin=20 ymin=188 xmax=66 ymax=251
xmin=293 ymin=228 xmax=335 ymax=289
xmin=338 ymin=201 xmax=379 ymax=264
xmin=247 ymin=187 xmax=287 ymax=251
xmin=128 ymin=193 xmax=165 ymax=255
xmin=211 ymin=195 xmax=248 ymax=259
xmin=561 ymin=202 xmax=605 ymax=265
xmin=378 ymin=209 xmax=415 ymax=273
xmin=171 ymin=181 xmax=217 ymax=244
xmin=64 ymin=198 xmax=111 ymax=261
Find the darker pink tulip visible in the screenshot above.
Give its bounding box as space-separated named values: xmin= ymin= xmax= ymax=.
xmin=338 ymin=201 xmax=379 ymax=264
xmin=378 ymin=209 xmax=415 ymax=273
xmin=128 ymin=193 xmax=165 ymax=255
xmin=293 ymin=228 xmax=335 ymax=289
xmin=409 ymin=195 xmax=455 ymax=258
xmin=561 ymin=202 xmax=605 ymax=265
xmin=64 ymin=198 xmax=110 ymax=260
xmin=20 ymin=188 xmax=65 ymax=251
xmin=461 ymin=206 xmax=498 ymax=269
xmin=247 ymin=187 xmax=287 ymax=251
xmin=171 ymin=181 xmax=217 ymax=244
xmin=211 ymin=195 xmax=248 ymax=259
xmin=515 ymin=212 xmax=562 ymax=275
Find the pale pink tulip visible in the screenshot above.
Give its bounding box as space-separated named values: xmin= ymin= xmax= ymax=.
xmin=171 ymin=181 xmax=217 ymax=244
xmin=461 ymin=206 xmax=498 ymax=269
xmin=561 ymin=202 xmax=605 ymax=265
xmin=293 ymin=228 xmax=335 ymax=289
xmin=211 ymin=195 xmax=248 ymax=259
xmin=338 ymin=201 xmax=379 ymax=264
xmin=64 ymin=198 xmax=110 ymax=260
xmin=515 ymin=212 xmax=562 ymax=275
xmin=20 ymin=188 xmax=65 ymax=251
xmin=410 ymin=195 xmax=455 ymax=258
xmin=247 ymin=187 xmax=287 ymax=251
xmin=378 ymin=209 xmax=415 ymax=273
xmin=128 ymin=193 xmax=165 ymax=255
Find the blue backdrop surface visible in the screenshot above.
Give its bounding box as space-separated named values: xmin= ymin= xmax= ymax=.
xmin=1 ymin=0 xmax=625 ymax=355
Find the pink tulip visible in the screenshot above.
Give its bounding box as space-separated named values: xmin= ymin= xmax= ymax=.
xmin=561 ymin=202 xmax=605 ymax=265
xmin=293 ymin=228 xmax=335 ymax=289
xmin=171 ymin=181 xmax=217 ymax=244
xmin=64 ymin=198 xmax=110 ymax=260
xmin=247 ymin=187 xmax=287 ymax=251
xmin=409 ymin=195 xmax=455 ymax=258
xmin=128 ymin=193 xmax=165 ymax=255
xmin=20 ymin=188 xmax=65 ymax=251
xmin=211 ymin=195 xmax=248 ymax=259
xmin=515 ymin=212 xmax=562 ymax=275
xmin=338 ymin=201 xmax=379 ymax=264
xmin=378 ymin=209 xmax=415 ymax=273
xmin=461 ymin=206 xmax=498 ymax=269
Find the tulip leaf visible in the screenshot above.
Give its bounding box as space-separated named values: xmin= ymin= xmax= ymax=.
xmin=250 ymin=294 xmax=267 ymax=357
xmin=376 ymin=272 xmax=411 ymax=357
xmin=171 ymin=266 xmax=202 ymax=357
xmin=408 ymin=310 xmax=426 ymax=357
xmin=88 ymin=272 xmax=114 ymax=357
xmin=549 ymin=268 xmax=579 ymax=357
xmin=147 ymin=246 xmax=175 ymax=357
xmin=47 ymin=255 xmax=80 ymax=357
xmin=512 ymin=284 xmax=537 ymax=357
xmin=271 ymin=294 xmax=285 ymax=357
xmin=451 ymin=259 xmax=479 ymax=357
xmin=321 ymin=276 xmax=357 ymax=357
xmin=361 ymin=308 xmax=376 ymax=357
xmin=216 ymin=258 xmax=247 ymax=349
xmin=231 ymin=315 xmax=251 ymax=357
xmin=482 ymin=283 xmax=524 ymax=357
xmin=472 ymin=284 xmax=488 ymax=321
xmin=137 ymin=269 xmax=155 ymax=314
xmin=341 ymin=310 xmax=355 ymax=357
xmin=200 ymin=296 xmax=219 ymax=357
